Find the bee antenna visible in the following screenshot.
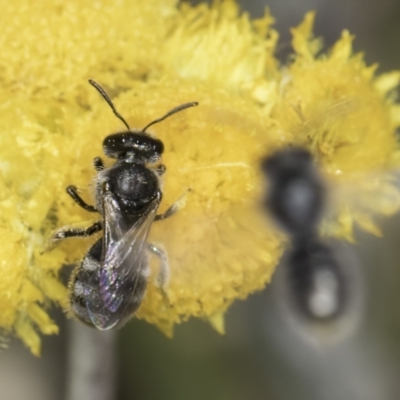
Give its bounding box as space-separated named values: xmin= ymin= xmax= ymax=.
xmin=88 ymin=79 xmax=130 ymax=130
xmin=142 ymin=102 xmax=199 ymax=133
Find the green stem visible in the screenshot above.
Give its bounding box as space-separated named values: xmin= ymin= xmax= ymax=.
xmin=66 ymin=320 xmax=117 ymax=400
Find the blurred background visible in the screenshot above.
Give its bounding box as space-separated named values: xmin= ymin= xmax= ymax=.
xmin=2 ymin=1 xmax=400 ymax=399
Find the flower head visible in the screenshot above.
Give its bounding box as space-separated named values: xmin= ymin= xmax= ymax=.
xmin=0 ymin=1 xmax=399 ymax=354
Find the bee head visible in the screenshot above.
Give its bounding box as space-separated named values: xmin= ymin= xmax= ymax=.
xmin=88 ymin=78 xmax=198 ymax=163
xmin=103 ymin=132 xmax=164 ymax=163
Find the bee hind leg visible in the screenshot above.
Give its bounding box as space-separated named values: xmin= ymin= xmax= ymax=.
xmin=147 ymin=243 xmax=170 ymax=295
xmin=155 ymin=189 xmax=190 ymax=221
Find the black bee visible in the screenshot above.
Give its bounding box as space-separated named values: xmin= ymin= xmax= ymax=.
xmin=261 ymin=147 xmax=353 ymax=324
xmin=53 ymin=79 xmax=198 ymax=330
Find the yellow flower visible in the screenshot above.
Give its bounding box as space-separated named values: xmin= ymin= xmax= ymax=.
xmin=0 ymin=1 xmax=399 ymax=355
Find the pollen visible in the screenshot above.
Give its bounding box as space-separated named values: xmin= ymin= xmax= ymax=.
xmin=0 ymin=1 xmax=399 ymax=354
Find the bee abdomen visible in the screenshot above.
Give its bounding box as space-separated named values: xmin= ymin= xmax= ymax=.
xmin=69 ymin=239 xmax=148 ymax=329
xmin=287 ymin=238 xmax=347 ymax=321
xmin=69 ymin=240 xmax=102 ymax=326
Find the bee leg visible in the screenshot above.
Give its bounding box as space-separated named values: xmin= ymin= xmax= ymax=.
xmin=67 ymin=185 xmax=98 ymax=212
xmin=156 ymin=164 xmax=166 ymax=176
xmin=147 ymin=243 xmax=170 ymax=294
xmin=155 ymin=189 xmax=190 ymax=221
xmin=52 ymin=221 xmax=102 ymax=241
xmin=93 ymin=157 xmax=105 ymax=171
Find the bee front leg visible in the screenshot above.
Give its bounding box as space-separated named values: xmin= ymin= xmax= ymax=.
xmin=156 ymin=164 xmax=166 ymax=176
xmin=93 ymin=157 xmax=105 ymax=171
xmin=147 ymin=243 xmax=170 ymax=294
xmin=66 ymin=185 xmax=98 ymax=213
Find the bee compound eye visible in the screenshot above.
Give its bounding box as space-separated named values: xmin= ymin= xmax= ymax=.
xmin=154 ymin=139 xmax=164 ymax=154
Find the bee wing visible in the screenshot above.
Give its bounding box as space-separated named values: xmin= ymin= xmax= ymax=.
xmin=321 ymin=169 xmax=400 ymax=240
xmin=88 ymin=189 xmax=159 ymax=330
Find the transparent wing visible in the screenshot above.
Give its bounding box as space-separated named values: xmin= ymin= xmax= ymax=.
xmin=87 ymin=189 xmax=159 ymax=330
xmin=321 ymin=169 xmax=400 ymax=239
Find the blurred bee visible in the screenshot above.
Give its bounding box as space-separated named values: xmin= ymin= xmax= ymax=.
xmin=261 ymin=147 xmax=363 ymax=344
xmin=52 ymin=79 xmax=198 ymax=330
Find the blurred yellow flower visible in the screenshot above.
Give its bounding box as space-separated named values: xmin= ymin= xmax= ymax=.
xmin=0 ymin=1 xmax=399 ymax=355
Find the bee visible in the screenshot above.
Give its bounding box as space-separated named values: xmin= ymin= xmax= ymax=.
xmin=261 ymin=147 xmax=363 ymax=342
xmin=53 ymin=79 xmax=198 ymax=330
